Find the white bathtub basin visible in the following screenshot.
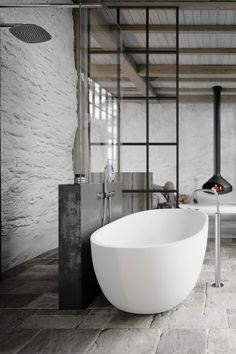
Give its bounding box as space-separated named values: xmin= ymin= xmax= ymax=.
xmin=91 ymin=209 xmax=208 ymax=314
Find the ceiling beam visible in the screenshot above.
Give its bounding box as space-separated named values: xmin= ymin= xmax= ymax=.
xmin=93 ymin=77 xmax=236 ymax=84
xmin=180 ymin=95 xmax=236 ymax=103
xmin=94 ymin=1 xmax=236 ymax=10
xmin=138 ymin=65 xmax=236 ymax=78
xmin=89 ymin=77 xmax=131 ymax=82
xmin=122 ymin=95 xmax=236 ymax=104
xmin=151 ymin=77 xmax=236 ymax=83
xmin=110 ymin=24 xmax=236 ymax=33
xmin=91 ymin=64 xmax=236 ymax=79
xmin=90 ymin=47 xmax=236 ymax=55
xmin=90 ymin=12 xmax=155 ymax=96
xmin=91 ymin=64 xmax=123 ymax=78
xmin=106 ymin=87 xmax=236 ymax=94
xmin=156 ymin=88 xmax=236 ymax=95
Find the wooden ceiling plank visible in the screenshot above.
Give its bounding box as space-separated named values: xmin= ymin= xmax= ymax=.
xmin=110 ymin=24 xmax=236 ymax=32
xmin=95 ymin=1 xmax=236 ymax=10
xmin=90 ymin=47 xmax=236 ymax=55
xmin=90 ymin=12 xmax=155 ymax=96
xmin=121 ymin=95 xmax=236 ymax=103
xmin=138 ymin=64 xmax=236 ymax=77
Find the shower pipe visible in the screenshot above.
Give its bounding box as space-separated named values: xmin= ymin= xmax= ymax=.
xmin=192 ymin=188 xmax=223 ymax=288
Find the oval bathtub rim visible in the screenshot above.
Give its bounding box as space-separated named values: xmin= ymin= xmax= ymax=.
xmin=91 ymin=209 xmax=209 ymax=250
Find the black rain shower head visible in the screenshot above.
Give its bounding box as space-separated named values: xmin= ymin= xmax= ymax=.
xmin=9 ymin=24 xmax=51 ymax=43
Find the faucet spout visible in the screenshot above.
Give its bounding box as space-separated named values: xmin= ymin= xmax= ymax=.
xmin=192 ymin=188 xmax=220 ymax=214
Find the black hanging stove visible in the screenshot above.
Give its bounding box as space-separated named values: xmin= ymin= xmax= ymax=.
xmin=202 ymin=86 xmax=232 ymax=194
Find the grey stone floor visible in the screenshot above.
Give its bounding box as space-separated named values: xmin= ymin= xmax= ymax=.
xmin=0 ymin=238 xmax=236 ymax=354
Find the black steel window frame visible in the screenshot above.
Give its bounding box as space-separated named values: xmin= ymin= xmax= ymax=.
xmin=88 ymin=6 xmax=180 ymax=207
xmin=117 ymin=6 xmax=180 ymax=208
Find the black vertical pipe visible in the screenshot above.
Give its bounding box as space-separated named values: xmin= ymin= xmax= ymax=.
xmin=0 ymin=28 xmax=2 ymax=280
xmin=146 ymin=7 xmax=150 ymax=210
xmin=87 ymin=9 xmax=91 ymax=182
xmin=117 ymin=8 xmax=121 ymax=177
xmin=213 ymin=86 xmax=222 ymax=175
xmin=176 ymin=7 xmax=179 ymax=208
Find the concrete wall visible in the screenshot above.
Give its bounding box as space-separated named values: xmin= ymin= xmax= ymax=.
xmin=121 ymin=102 xmax=236 ymax=196
xmin=1 ymin=3 xmax=78 ymax=270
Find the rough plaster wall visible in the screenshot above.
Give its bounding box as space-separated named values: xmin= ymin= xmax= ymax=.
xmin=1 ymin=4 xmax=78 ymax=270
xmin=121 ymin=102 xmax=236 ymax=196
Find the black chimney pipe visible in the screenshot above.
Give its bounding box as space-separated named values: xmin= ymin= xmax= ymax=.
xmin=214 ymin=86 xmax=221 ymax=175
xmin=202 ymin=86 xmax=232 ymax=194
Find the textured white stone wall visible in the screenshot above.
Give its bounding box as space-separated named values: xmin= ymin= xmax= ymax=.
xmin=121 ymin=102 xmax=236 ymax=196
xmin=1 ymin=4 xmax=78 ymax=270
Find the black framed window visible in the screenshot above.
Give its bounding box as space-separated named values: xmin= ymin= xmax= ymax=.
xmin=88 ymin=6 xmax=179 ymax=210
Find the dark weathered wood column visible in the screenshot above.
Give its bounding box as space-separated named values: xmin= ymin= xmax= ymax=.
xmin=59 ymin=183 xmax=122 ymax=309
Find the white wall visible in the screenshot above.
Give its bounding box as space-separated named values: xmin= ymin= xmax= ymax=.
xmin=121 ymin=102 xmax=236 ymax=196
xmin=1 ymin=4 xmax=78 ymax=270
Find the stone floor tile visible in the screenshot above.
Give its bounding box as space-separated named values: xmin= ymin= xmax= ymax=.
xmin=87 ymin=329 xmax=161 ymax=354
xmin=79 ymin=308 xmax=117 ymax=329
xmin=156 ymin=329 xmax=207 ymax=354
xmin=203 ymin=258 xmax=214 ymax=265
xmin=202 ymin=263 xmax=231 ymax=272
xmin=0 ymin=309 xmax=35 ymax=331
xmin=207 ymin=329 xmax=236 ymax=354
xmin=23 ymin=258 xmax=56 ymax=267
xmin=0 ymin=294 xmax=39 ymax=309
xmin=0 ymin=329 xmax=39 ymax=354
xmin=2 ymin=265 xmax=30 ymax=280
xmin=221 ymin=272 xmax=236 ymax=281
xmin=17 ymin=329 xmax=100 ymax=354
xmin=200 ymin=271 xmax=236 ymax=282
xmin=230 ymin=264 xmax=236 ymax=272
xmin=182 ymin=292 xmax=206 ymax=308
xmin=79 ymin=308 xmax=153 ymax=329
xmin=198 ymin=270 xmax=215 ymax=282
xmin=227 ymin=309 xmax=236 ymax=328
xmin=88 ymin=294 xmax=112 ymax=309
xmin=151 ymin=306 xmax=227 ymax=329
xmin=24 ymin=293 xmax=58 ymax=309
xmin=206 ymin=293 xmax=236 ymax=308
xmin=36 ymin=309 xmax=90 ymax=316
xmin=0 ymin=280 xmax=58 ymax=294
xmin=109 ymin=310 xmax=153 ymax=329
xmin=17 ymin=314 xmax=85 ymax=329
xmin=193 ymin=281 xmax=207 ymax=293
xmin=14 ymin=265 xmax=58 ymax=281
xmin=34 ymin=248 xmax=58 ymax=260
xmin=0 ymin=280 xmax=22 ymax=294
xmin=228 ymin=254 xmax=236 ymax=261
xmin=45 ymin=259 xmax=58 ymax=265
xmin=203 ymin=257 xmax=215 ymax=264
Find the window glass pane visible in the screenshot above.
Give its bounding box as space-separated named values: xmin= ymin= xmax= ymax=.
xmin=101 ymin=110 xmax=106 ymax=121
xmin=89 ymin=103 xmax=94 ymax=119
xmin=121 ymin=102 xmax=146 ymax=142
xmin=95 ymin=90 xmax=100 ymax=105
xmin=149 ymin=146 xmax=176 ymax=187
xmin=149 ymin=102 xmax=176 ymax=142
xmin=91 ymin=145 xmax=117 ymax=173
xmin=94 ymin=106 xmax=100 ymax=120
xmin=120 ymin=146 xmax=146 ymax=173
xmin=90 ymin=116 xmax=107 ymax=142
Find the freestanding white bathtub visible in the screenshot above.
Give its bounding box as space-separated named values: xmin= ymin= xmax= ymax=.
xmin=91 ymin=209 xmax=208 ymax=314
